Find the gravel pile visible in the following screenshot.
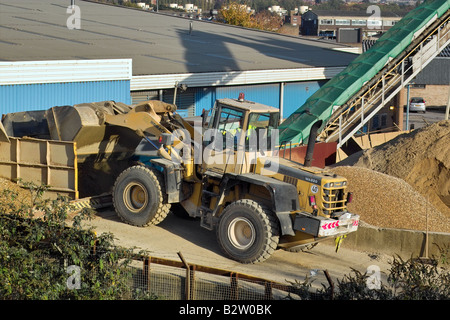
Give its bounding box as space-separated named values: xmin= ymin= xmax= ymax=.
xmin=332 ymin=166 xmax=450 ymax=233
xmin=333 ymin=120 xmax=450 ymax=233
xmin=337 ymin=120 xmax=450 ymax=218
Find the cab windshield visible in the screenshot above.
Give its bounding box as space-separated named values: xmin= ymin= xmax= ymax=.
xmin=248 ymin=112 xmax=279 ymax=130
xmin=207 ymin=104 xmax=279 ymax=151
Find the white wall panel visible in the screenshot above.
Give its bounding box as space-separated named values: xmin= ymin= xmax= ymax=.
xmin=130 ymin=67 xmax=345 ymax=91
xmin=0 ymin=59 xmax=132 ymax=85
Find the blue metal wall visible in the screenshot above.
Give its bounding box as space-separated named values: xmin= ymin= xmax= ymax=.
xmin=217 ymin=84 xmax=281 ymax=109
xmin=0 ymin=80 xmax=131 ymax=114
xmin=282 ymin=81 xmax=326 ymax=117
xmin=194 ymin=80 xmax=327 ymax=119
xmin=195 ymin=87 xmax=216 ymax=115
xmin=195 ymin=83 xmax=280 ymax=116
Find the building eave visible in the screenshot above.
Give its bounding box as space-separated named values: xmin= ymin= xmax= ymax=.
xmin=130 ymin=66 xmax=347 ymax=91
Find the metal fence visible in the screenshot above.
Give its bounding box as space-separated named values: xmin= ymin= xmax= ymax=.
xmin=129 ymin=253 xmax=307 ymax=300
xmin=1 ymin=233 xmax=321 ymax=300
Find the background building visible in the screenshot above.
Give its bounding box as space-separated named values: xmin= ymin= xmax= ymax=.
xmin=405 ymin=56 xmax=450 ymax=108
xmin=301 ymin=10 xmax=403 ymax=40
xmin=3 ymin=0 xmax=444 ymax=137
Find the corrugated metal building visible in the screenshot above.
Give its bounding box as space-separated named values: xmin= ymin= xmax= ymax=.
xmin=130 ymin=67 xmax=344 ymax=118
xmin=0 ymin=0 xmax=359 ymax=119
xmin=412 ymin=57 xmax=450 ymax=85
xmin=0 ymin=59 xmax=132 ymax=114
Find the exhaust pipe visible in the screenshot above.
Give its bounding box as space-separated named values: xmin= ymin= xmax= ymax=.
xmin=304 ymin=120 xmax=322 ymax=167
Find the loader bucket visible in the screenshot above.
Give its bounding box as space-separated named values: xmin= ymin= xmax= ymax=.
xmin=0 ymin=121 xmax=9 ymax=143
xmin=1 ymin=110 xmax=50 ymax=139
xmin=45 ymin=102 xmax=143 ymax=161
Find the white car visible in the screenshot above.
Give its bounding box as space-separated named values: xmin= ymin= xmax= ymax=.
xmin=409 ymin=97 xmax=426 ymax=113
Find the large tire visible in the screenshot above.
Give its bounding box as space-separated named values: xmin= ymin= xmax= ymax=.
xmin=216 ymin=199 xmax=279 ymax=264
xmin=113 ymin=166 xmax=170 ymax=227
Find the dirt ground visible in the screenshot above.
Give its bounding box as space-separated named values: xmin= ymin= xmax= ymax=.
xmin=331 ymin=166 xmax=450 ymax=233
xmin=86 ymin=209 xmax=393 ymax=290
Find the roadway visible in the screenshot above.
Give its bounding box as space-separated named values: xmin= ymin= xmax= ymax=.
xmin=86 ymin=208 xmax=392 ymax=291
xmin=403 ymin=107 xmax=448 ymax=130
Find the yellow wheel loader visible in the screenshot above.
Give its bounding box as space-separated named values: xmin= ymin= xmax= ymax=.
xmin=0 ymin=96 xmax=359 ymax=263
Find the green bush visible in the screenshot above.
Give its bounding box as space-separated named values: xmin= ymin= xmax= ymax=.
xmin=290 ymin=248 xmax=449 ymax=300
xmin=0 ymin=183 xmax=146 ymax=300
xmin=387 ymin=254 xmax=450 ymax=300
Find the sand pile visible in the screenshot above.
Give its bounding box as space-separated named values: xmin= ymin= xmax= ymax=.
xmin=332 ymin=166 xmax=450 ymax=233
xmin=0 ymin=178 xmax=33 ymax=213
xmin=337 ymin=120 xmax=450 ymax=219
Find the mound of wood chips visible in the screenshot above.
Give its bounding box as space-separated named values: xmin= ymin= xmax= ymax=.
xmin=332 ymin=166 xmax=450 ymax=233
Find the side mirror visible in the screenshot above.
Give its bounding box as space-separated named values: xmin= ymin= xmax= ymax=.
xmin=202 ymin=134 xmax=215 ymax=147
xmin=201 ymin=108 xmax=209 ymax=127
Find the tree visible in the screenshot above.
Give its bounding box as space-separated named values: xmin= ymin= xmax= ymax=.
xmin=0 ymin=183 xmax=149 ymax=299
xmin=254 ymin=10 xmax=282 ymax=31
xmin=252 ymin=0 xmax=275 ymax=12
xmin=219 ymin=2 xmax=284 ymax=32
xmin=219 ymin=2 xmax=256 ymax=28
xmin=313 ymin=0 xmax=345 ymax=10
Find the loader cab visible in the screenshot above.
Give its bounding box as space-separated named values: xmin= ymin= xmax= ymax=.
xmin=205 ymin=95 xmax=279 ymax=148
xmin=202 ymin=94 xmax=280 ymax=174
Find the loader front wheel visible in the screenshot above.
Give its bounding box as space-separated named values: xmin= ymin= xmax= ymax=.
xmin=217 ymin=199 xmax=279 ymax=264
xmin=113 ymin=166 xmax=170 ymax=227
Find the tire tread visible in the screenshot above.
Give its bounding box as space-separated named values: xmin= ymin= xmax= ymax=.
xmin=217 ymin=199 xmax=279 ymax=264
xmin=113 ymin=165 xmax=170 ymax=227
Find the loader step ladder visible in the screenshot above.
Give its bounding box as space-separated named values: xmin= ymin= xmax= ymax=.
xmin=319 ymin=9 xmax=450 ymax=150
xmin=198 ymin=170 xmax=222 ymax=230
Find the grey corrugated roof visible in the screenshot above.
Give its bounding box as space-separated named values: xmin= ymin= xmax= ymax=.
xmin=362 ymin=38 xmax=450 ymax=84
xmin=439 ymin=44 xmax=450 ymax=57
xmin=0 ymin=0 xmax=357 ymax=76
xmin=413 ymin=57 xmax=450 ymax=85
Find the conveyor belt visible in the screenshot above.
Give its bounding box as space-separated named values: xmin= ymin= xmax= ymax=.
xmin=279 ymin=0 xmax=450 ymax=150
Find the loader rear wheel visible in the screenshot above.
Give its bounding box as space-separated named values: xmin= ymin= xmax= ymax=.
xmin=113 ymin=166 xmax=170 ymax=227
xmin=217 ymin=199 xmax=279 ymax=264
